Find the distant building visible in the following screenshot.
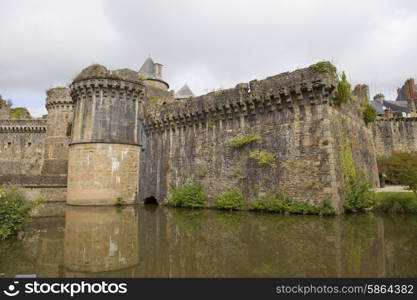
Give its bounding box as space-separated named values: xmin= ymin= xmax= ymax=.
xmin=138 ymin=57 xmax=169 ymax=90
xmin=370 ymin=78 xmax=417 ymax=118
xmin=175 ymin=84 xmax=194 ymax=100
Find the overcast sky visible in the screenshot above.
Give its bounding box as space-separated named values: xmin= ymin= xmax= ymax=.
xmin=1 ymin=0 xmax=417 ymax=117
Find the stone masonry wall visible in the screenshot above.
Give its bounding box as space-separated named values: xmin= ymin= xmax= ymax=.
xmin=0 ymin=120 xmax=46 ymax=175
xmin=372 ymin=118 xmax=417 ymax=157
xmin=42 ymin=87 xmax=73 ymax=175
xmin=68 ymin=69 xmax=145 ymax=205
xmin=139 ymin=67 xmax=379 ymax=212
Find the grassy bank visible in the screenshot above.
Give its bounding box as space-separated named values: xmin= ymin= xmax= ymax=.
xmin=373 ymin=192 xmax=417 ymax=214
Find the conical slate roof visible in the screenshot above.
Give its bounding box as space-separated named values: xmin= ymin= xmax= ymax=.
xmin=175 ymin=84 xmax=194 ymax=99
xmin=139 ymin=57 xmax=156 ymax=79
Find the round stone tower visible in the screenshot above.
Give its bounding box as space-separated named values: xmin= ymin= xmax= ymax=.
xmin=67 ymin=64 xmax=145 ymax=205
xmin=42 ymin=87 xmax=73 ymax=174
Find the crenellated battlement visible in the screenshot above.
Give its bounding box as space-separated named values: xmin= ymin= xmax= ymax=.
xmin=375 ymin=117 xmax=417 ymax=123
xmin=70 ymin=78 xmax=145 ymax=103
xmin=144 ymin=67 xmax=337 ymax=133
xmin=0 ymin=119 xmax=47 ymax=133
xmin=45 ymin=87 xmax=72 ymax=110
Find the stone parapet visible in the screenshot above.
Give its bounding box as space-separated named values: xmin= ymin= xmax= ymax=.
xmin=69 ymin=77 xmax=145 ymax=146
xmin=144 ymin=67 xmax=337 ymax=133
xmin=45 ymin=87 xmax=72 ymax=110
xmin=0 ymin=120 xmax=47 ymax=133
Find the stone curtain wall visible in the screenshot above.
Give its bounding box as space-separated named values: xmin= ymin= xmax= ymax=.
xmin=328 ymin=105 xmax=380 ymax=211
xmin=372 ymin=118 xmax=417 ymax=157
xmin=140 ymin=67 xmax=378 ymax=211
xmin=0 ymin=120 xmax=46 ymax=175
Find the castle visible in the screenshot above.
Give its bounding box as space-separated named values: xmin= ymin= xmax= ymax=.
xmin=1 ymin=58 xmax=417 ymax=214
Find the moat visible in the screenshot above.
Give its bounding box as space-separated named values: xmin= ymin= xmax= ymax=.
xmin=1 ymin=205 xmax=417 ymax=278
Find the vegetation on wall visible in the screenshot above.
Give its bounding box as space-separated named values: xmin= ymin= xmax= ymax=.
xmin=361 ymin=102 xmax=377 ymax=124
xmin=377 ymin=152 xmax=417 ymax=195
xmin=66 ymin=122 xmax=73 ymax=137
xmin=149 ymin=96 xmax=159 ymax=106
xmin=334 ymin=72 xmax=352 ymax=106
xmin=339 ymin=142 xmax=373 ymax=212
xmin=363 ymin=103 xmax=377 ymax=124
xmin=230 ymin=134 xmax=261 ymax=148
xmin=249 ymin=150 xmax=276 ymax=167
xmin=167 ymin=179 xmax=207 ymax=208
xmin=309 ymin=61 xmax=337 ymax=73
xmin=250 ymin=190 xmax=335 ymax=216
xmin=74 ymin=64 xmax=108 ymax=81
xmin=10 ymin=108 xmax=27 ymax=120
xmin=115 ymin=197 xmax=125 ymax=206
xmin=0 ymin=187 xmax=30 ymax=240
xmin=214 ymin=188 xmax=244 ymax=210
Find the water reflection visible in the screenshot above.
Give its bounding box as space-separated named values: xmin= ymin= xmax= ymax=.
xmin=1 ymin=205 xmax=417 ymax=277
xmin=64 ymin=206 xmax=139 ymax=277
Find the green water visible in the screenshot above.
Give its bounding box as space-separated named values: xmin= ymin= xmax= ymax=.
xmin=1 ymin=205 xmax=417 ymax=277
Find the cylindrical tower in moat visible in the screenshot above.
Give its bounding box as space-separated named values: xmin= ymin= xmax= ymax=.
xmin=42 ymin=87 xmax=73 ymax=174
xmin=67 ymin=64 xmax=145 ymax=205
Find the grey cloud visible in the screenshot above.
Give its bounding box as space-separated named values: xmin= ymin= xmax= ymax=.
xmin=1 ymin=0 xmax=417 ymax=116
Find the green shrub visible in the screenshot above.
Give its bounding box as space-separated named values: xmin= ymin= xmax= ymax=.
xmin=334 ymin=72 xmax=351 ymax=106
xmin=377 ymin=152 xmax=417 ymax=195
xmin=309 ymin=61 xmax=337 ymax=73
xmin=362 ymin=102 xmax=377 ymax=124
xmin=214 ymin=188 xmax=244 ymax=210
xmin=339 ymin=141 xmax=373 ymax=212
xmin=343 ymin=176 xmax=374 ymax=212
xmin=167 ymin=180 xmax=207 ymax=208
xmin=250 ymin=190 xmax=335 ymax=215
xmin=373 ymin=192 xmax=417 ymax=214
xmin=10 ymin=108 xmax=27 ymax=120
xmin=0 ymin=187 xmax=30 ymax=240
xmin=230 ymin=134 xmax=261 ymax=148
xmin=249 ymin=150 xmax=276 ymax=167
xmin=115 ymin=197 xmax=125 ymax=206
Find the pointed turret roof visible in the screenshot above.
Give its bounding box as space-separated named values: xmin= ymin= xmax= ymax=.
xmin=139 ymin=57 xmax=156 ymax=79
xmin=175 ymin=84 xmax=195 ymax=99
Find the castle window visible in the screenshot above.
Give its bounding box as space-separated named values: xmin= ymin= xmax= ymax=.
xmin=28 ymin=142 xmax=32 ymax=147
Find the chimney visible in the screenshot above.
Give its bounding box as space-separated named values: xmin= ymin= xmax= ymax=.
xmin=384 ymin=107 xmax=393 ymax=119
xmin=405 ymin=78 xmax=417 ymax=100
xmin=154 ymin=63 xmax=163 ymax=80
xmin=373 ymin=93 xmax=385 ymax=103
xmin=352 ymin=84 xmax=370 ymax=101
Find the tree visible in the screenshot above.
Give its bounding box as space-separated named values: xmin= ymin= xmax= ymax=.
xmin=362 ymin=102 xmax=377 ymax=124
xmin=334 ymin=72 xmax=351 ymax=106
xmin=378 ymin=152 xmax=417 ymax=195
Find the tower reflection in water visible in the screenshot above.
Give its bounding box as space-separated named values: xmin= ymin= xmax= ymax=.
xmin=63 ymin=206 xmax=139 ymax=277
